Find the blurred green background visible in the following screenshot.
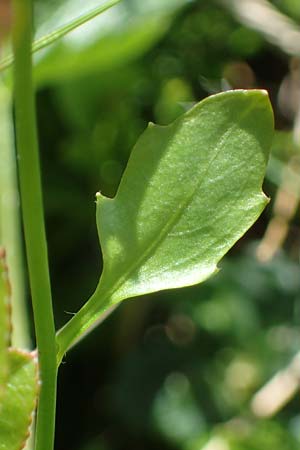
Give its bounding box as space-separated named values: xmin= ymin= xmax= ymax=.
xmin=15 ymin=0 xmax=300 ymax=448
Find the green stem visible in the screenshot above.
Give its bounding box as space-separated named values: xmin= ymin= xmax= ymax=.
xmin=12 ymin=2 xmax=57 ymax=450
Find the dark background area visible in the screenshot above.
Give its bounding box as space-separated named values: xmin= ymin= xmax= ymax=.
xmin=22 ymin=0 xmax=300 ymax=448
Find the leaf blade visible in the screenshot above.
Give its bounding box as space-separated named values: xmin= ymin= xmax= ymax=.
xmin=97 ymin=89 xmax=273 ymax=301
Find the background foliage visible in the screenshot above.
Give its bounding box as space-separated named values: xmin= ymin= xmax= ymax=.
xmin=22 ymin=0 xmax=300 ymax=448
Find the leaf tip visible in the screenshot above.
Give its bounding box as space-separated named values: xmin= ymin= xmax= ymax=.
xmin=259 ymin=89 xmax=268 ymax=97
xmin=243 ymin=88 xmax=273 ymax=109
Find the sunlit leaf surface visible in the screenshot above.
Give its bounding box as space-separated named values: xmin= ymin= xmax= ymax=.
xmin=96 ymin=90 xmax=273 ymax=303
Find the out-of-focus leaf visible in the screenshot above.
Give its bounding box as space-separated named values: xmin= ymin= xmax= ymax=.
xmin=218 ymin=0 xmax=300 ymax=56
xmin=0 ymin=349 xmax=39 ymax=450
xmin=0 ymin=79 xmax=30 ymax=350
xmin=33 ymin=0 xmax=187 ymax=85
xmin=278 ymin=0 xmax=300 ymax=21
xmin=153 ymin=372 xmax=205 ymax=444
xmin=0 ymin=249 xmax=10 ymax=405
xmin=0 ymin=0 xmax=122 ymax=72
xmin=56 ymin=89 xmax=274 ymax=360
xmin=194 ymin=420 xmax=300 ymax=450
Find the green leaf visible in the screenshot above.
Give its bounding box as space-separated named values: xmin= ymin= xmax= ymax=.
xmin=0 ymin=248 xmax=11 ymax=404
xmin=0 ymin=349 xmax=39 ymax=450
xmin=32 ymin=0 xmax=185 ymax=85
xmin=0 ymin=0 xmax=122 ymax=72
xmin=96 ymin=89 xmax=273 ymax=300
xmin=56 ymin=89 xmax=274 ymax=361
